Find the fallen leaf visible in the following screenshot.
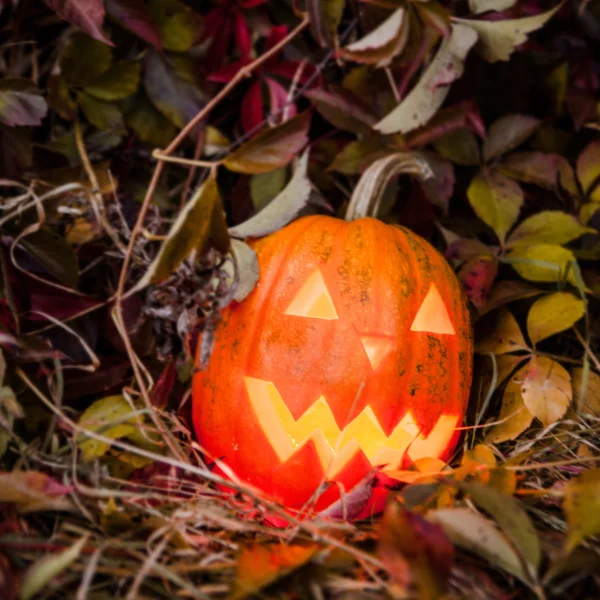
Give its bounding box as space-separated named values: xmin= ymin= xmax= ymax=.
xmin=20 ymin=536 xmax=88 ymax=600
xmin=229 ymin=151 xmax=311 ymax=238
xmin=475 ymin=307 xmax=528 ymax=354
xmin=571 ymin=367 xmax=600 ymax=415
xmin=482 ymin=114 xmax=539 ymax=163
xmin=224 ymin=112 xmax=311 ymax=174
xmin=42 ymin=0 xmax=112 ymax=45
xmin=428 ymin=507 xmax=530 ymax=583
xmin=486 ymin=372 xmax=534 ymax=443
xmin=454 ymin=4 xmax=562 ymax=63
xmin=375 ymin=24 xmax=478 ymax=134
xmin=505 ymin=243 xmax=578 ymax=285
xmin=0 ymin=471 xmax=73 ymax=513
xmin=467 ymin=167 xmax=523 ymax=244
xmin=379 ymin=502 xmax=454 ymax=597
xmin=576 ymin=139 xmax=600 ymax=201
xmin=507 ymin=211 xmax=595 ymax=247
xmin=232 ymin=543 xmax=319 ymax=599
xmin=527 ymin=292 xmax=585 ymax=345
xmin=460 ymin=481 xmax=541 ymax=577
xmin=564 ymin=468 xmax=600 ymax=553
xmin=231 ymin=240 xmax=259 ymax=303
xmin=521 ymin=355 xmax=572 ymax=426
xmin=340 ymin=8 xmax=410 ymax=67
xmin=76 ymin=395 xmax=139 ymax=461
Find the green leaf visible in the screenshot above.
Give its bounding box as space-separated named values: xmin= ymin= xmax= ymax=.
xmin=84 ymin=60 xmax=141 ymax=100
xmin=564 ymin=468 xmax=600 ymax=553
xmin=483 ymin=114 xmax=539 ymax=163
xmin=250 ymin=167 xmax=288 ymax=212
xmin=148 ymin=0 xmax=202 ymax=53
xmin=229 ymin=151 xmax=311 ymax=238
xmin=520 ymin=356 xmax=572 ymax=426
xmin=19 ymin=228 xmax=79 ymax=288
xmin=78 ymin=92 xmax=123 ymax=129
xmin=125 ymin=90 xmax=177 ymax=147
xmin=20 ymin=536 xmax=88 ymax=600
xmin=308 ymin=0 xmax=345 ymax=48
xmin=467 ymin=167 xmax=524 ymax=244
xmin=428 ymin=508 xmax=530 ymax=583
xmin=76 ymin=395 xmax=139 ymax=461
xmin=328 ymin=135 xmax=391 ymax=175
xmin=505 ymin=243 xmax=578 ymax=284
xmin=433 ymin=130 xmax=481 ymax=166
xmin=143 ymin=50 xmax=206 ymax=129
xmin=475 ymin=307 xmax=529 ymax=354
xmin=0 ymin=78 xmax=48 ymax=127
xmin=223 ymin=113 xmax=311 ymax=175
xmin=469 ymin=0 xmax=517 ymax=15
xmin=47 ymin=75 xmax=77 ymax=120
xmin=60 ymin=31 xmax=113 ymax=85
xmin=374 ymin=24 xmax=478 ymax=134
xmin=340 ymin=8 xmax=410 ymax=67
xmin=527 ymin=292 xmax=585 ymax=345
xmin=460 ymin=481 xmax=541 ymax=576
xmin=507 ymin=211 xmax=596 ymax=247
xmin=231 ymin=239 xmax=259 ymax=303
xmin=135 ymin=174 xmax=230 ymax=289
xmin=576 ymin=139 xmax=600 ymax=201
xmin=455 ymin=4 xmax=562 ymax=63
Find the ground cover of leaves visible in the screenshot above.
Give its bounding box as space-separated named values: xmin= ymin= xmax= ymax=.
xmin=1 ymin=0 xmax=600 ymax=598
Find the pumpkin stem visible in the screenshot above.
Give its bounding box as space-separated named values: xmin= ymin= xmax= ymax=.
xmin=345 ymin=152 xmax=433 ymax=221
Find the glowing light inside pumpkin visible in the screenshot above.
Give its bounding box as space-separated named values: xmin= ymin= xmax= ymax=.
xmin=359 ymin=335 xmax=395 ymax=369
xmin=284 ymin=269 xmax=338 ymax=320
xmin=244 ymin=376 xmax=458 ymax=477
xmin=410 ymin=283 xmax=456 ymax=335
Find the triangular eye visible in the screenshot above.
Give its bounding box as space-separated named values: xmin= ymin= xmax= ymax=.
xmin=410 ymin=283 xmax=455 ymax=335
xmin=285 ymin=269 xmax=338 ymax=320
xmin=359 ymin=335 xmax=395 ymax=369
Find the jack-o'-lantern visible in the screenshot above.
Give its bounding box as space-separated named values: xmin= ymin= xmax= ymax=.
xmin=192 ymin=215 xmax=472 ymax=516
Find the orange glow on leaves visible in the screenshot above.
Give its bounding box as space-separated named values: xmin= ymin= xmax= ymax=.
xmin=244 ymin=377 xmax=458 ymax=477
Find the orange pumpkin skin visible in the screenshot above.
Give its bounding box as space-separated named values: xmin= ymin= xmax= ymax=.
xmin=192 ymin=216 xmax=472 ymax=515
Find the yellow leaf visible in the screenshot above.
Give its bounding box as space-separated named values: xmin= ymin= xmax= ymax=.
xmin=576 ymin=139 xmax=600 ymax=201
xmin=505 ymin=243 xmax=578 ymax=285
xmin=572 ymin=367 xmax=600 ymax=415
xmin=455 ymin=4 xmax=562 ymax=63
xmin=564 ymin=468 xmax=600 ymax=552
xmin=76 ymin=395 xmax=139 ymax=462
xmin=520 ymin=356 xmax=572 ymax=426
xmin=507 ymin=211 xmax=596 ymax=247
xmin=232 ymin=543 xmax=319 ymax=599
xmin=467 ymin=167 xmax=523 ymax=244
xmin=527 ymin=292 xmax=585 ymax=345
xmin=476 ymin=307 xmax=529 ymax=354
xmin=487 ymin=373 xmax=534 ymax=443
xmin=579 ymin=202 xmax=600 ymax=226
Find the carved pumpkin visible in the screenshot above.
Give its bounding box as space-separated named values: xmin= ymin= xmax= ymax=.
xmin=192 ymin=215 xmax=472 ymax=515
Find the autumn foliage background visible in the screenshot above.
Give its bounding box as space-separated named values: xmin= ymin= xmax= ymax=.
xmin=1 ymin=0 xmax=600 ymax=598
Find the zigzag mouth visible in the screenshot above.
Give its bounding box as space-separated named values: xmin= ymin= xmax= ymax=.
xmin=244 ymin=376 xmax=458 ymax=478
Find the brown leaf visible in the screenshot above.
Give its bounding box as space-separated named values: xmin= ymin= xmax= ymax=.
xmin=564 ymin=468 xmax=600 ymax=553
xmin=379 ymin=502 xmax=454 ymax=598
xmin=0 ymin=79 xmax=48 ymax=127
xmin=481 ymin=280 xmax=542 ymax=315
xmin=0 ymin=471 xmax=73 ymax=513
xmin=475 ymin=307 xmax=529 ymax=354
xmin=521 ymin=356 xmax=572 ymax=426
xmin=224 ymin=112 xmax=311 ymax=174
xmin=42 ymin=0 xmax=113 ymax=45
xmin=482 ymin=114 xmax=539 ymax=163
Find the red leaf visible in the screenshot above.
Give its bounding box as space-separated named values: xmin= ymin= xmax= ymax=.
xmin=459 ymin=256 xmax=499 ymax=310
xmin=105 ymin=0 xmax=163 ymax=50
xmin=265 ymin=76 xmax=294 ymax=117
xmin=233 ymin=10 xmax=252 ymax=59
xmin=203 ymin=8 xmax=234 ymax=71
xmin=151 ymin=359 xmax=176 ymax=409
xmin=240 ymin=0 xmax=268 ymax=7
xmin=209 ymin=59 xmax=250 ymax=84
xmin=241 ymin=79 xmax=265 ymax=133
xmin=42 ymin=0 xmax=113 ymax=45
